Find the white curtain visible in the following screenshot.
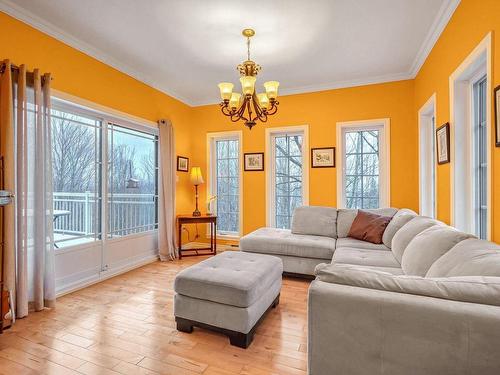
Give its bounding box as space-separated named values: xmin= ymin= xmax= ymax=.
xmin=158 ymin=119 xmax=177 ymax=260
xmin=14 ymin=66 xmax=55 ymax=317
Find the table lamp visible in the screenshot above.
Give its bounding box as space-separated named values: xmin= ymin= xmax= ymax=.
xmin=190 ymin=167 xmax=204 ymax=217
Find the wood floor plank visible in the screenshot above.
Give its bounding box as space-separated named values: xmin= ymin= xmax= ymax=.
xmin=0 ymin=255 xmax=310 ymax=375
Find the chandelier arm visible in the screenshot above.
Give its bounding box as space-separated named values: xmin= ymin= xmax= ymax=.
xmin=221 ymin=104 xmax=233 ymax=116
xmin=251 ymin=93 xmax=267 ymax=122
xmin=246 ymin=97 xmax=255 ymax=123
xmin=266 ymin=101 xmax=279 ymax=115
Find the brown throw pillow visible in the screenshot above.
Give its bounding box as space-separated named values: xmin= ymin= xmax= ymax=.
xmin=348 ymin=210 xmax=392 ymax=244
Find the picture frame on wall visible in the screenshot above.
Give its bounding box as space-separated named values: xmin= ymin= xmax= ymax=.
xmin=311 ymin=147 xmax=336 ymax=168
xmin=436 ymin=122 xmax=450 ymax=164
xmin=177 ymin=156 xmax=189 ymax=172
xmin=495 ymin=85 xmax=500 ymax=147
xmin=244 ymin=152 xmax=264 ymax=171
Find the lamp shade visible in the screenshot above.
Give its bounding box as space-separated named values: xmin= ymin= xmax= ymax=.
xmin=257 ymin=93 xmax=270 ymax=109
xmin=263 ymin=81 xmax=279 ymax=99
xmin=190 ymin=167 xmax=204 ymax=185
xmin=229 ymin=92 xmax=241 ymax=109
xmin=240 ymin=76 xmax=256 ymax=96
xmin=218 ymin=82 xmax=234 ymax=101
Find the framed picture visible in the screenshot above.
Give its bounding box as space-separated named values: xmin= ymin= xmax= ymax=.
xmin=436 ymin=123 xmax=450 ymax=164
xmin=177 ymin=156 xmax=189 ymax=172
xmin=244 ymin=152 xmax=264 ymax=171
xmin=495 ymin=85 xmax=500 ymax=147
xmin=311 ymin=147 xmax=335 ymax=168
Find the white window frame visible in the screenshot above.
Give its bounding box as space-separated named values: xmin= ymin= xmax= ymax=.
xmin=206 ymin=130 xmax=243 ymax=239
xmin=265 ymin=125 xmax=309 ymax=227
xmin=449 ymin=32 xmax=492 ymax=239
xmin=418 ymin=93 xmax=437 ymax=217
xmin=336 ymin=118 xmax=390 ymax=209
xmin=51 ymin=90 xmax=160 ymax=254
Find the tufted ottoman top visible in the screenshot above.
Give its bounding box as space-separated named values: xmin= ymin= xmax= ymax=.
xmin=174 ymin=251 xmax=283 ymax=308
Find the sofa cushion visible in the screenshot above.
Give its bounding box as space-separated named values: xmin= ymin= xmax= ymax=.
xmin=401 ymin=226 xmax=474 ymax=276
xmin=382 ymin=208 xmax=417 ymax=248
xmin=240 ymin=227 xmax=335 ymax=260
xmin=174 ymin=251 xmax=283 ymax=308
xmin=333 ymin=247 xmax=401 ymax=268
xmin=337 ymin=208 xmax=397 ymax=238
xmin=391 ymin=216 xmax=441 ymax=263
xmin=426 ymin=239 xmax=500 ymax=278
xmin=348 ymin=210 xmax=392 ymax=244
xmin=336 ymin=237 xmax=390 ymax=251
xmin=291 ymin=206 xmax=337 ymax=238
xmin=316 ymin=262 xmax=404 ymax=275
xmin=314 ymin=263 xmax=500 ymax=307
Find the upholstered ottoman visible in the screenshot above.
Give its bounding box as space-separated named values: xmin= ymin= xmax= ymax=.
xmin=173 ymin=251 xmax=283 ymax=348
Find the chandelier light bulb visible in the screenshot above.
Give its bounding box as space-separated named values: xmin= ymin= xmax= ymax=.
xmin=263 ymin=81 xmax=279 ymax=100
xmin=240 ymin=76 xmax=256 ymax=96
xmin=229 ymin=92 xmax=241 ymax=109
xmin=218 ymin=82 xmax=234 ymax=101
xmin=257 ymin=93 xmax=270 ymax=110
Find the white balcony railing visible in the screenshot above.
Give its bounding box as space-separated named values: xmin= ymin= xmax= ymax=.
xmin=53 ymin=192 xmax=157 ymax=239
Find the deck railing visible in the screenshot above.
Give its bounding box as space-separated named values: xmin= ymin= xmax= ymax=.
xmin=53 ymin=192 xmax=157 ymax=238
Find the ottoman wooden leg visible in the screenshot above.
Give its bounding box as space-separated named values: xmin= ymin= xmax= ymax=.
xmin=176 ymin=317 xmax=193 ymax=333
xmin=229 ymin=331 xmax=254 ymax=349
xmin=272 ymin=294 xmax=280 ymax=308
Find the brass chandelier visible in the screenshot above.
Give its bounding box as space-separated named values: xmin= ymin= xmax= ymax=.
xmin=218 ymin=29 xmax=279 ymax=130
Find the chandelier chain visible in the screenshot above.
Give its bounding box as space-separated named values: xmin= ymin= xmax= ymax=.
xmin=247 ymin=37 xmax=251 ymax=61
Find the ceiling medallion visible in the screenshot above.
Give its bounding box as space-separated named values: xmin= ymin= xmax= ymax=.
xmin=218 ymin=29 xmax=279 ymax=130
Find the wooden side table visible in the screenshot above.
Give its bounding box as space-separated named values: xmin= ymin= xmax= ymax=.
xmin=177 ymin=215 xmax=217 ymax=259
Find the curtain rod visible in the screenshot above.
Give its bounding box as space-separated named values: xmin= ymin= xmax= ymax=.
xmin=0 ymin=62 xmax=53 ymax=81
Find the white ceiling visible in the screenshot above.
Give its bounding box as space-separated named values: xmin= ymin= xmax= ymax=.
xmin=0 ymin=0 xmax=460 ymax=106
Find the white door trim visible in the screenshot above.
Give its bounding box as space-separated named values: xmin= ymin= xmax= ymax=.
xmin=449 ymin=32 xmax=492 ymax=239
xmin=418 ymin=93 xmax=437 ymax=217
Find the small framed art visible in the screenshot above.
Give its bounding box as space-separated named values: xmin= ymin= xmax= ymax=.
xmin=244 ymin=152 xmax=264 ymax=171
xmin=177 ymin=156 xmax=189 ymax=172
xmin=436 ymin=123 xmax=450 ymax=164
xmin=311 ymin=147 xmax=335 ymax=168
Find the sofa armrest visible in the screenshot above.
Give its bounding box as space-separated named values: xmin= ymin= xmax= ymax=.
xmin=308 ymin=280 xmax=500 ymax=375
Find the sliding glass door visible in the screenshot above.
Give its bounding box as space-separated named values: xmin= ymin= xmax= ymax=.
xmin=51 ymin=98 xmax=159 ymax=294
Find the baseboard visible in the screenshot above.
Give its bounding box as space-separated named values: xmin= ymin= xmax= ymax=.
xmin=56 ymin=253 xmax=159 ymax=297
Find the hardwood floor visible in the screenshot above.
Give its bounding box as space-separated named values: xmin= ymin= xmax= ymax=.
xmin=0 ymin=253 xmax=310 ymax=375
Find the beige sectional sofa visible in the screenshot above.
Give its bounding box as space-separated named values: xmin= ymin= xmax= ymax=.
xmin=240 ymin=206 xmax=500 ymax=374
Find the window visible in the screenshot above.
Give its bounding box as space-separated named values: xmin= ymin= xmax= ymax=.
xmin=107 ymin=123 xmax=158 ymax=238
xmin=208 ymin=132 xmax=242 ymax=237
xmin=266 ymin=126 xmax=309 ymax=229
xmin=51 ymin=99 xmax=159 ymax=248
xmin=52 ymin=106 xmax=102 ymax=248
xmin=473 ymin=76 xmax=487 ymax=239
xmin=418 ymin=94 xmax=436 ymax=217
xmin=337 ymin=119 xmax=390 ymax=209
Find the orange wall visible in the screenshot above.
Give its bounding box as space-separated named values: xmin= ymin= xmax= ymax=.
xmin=191 ymin=80 xmax=417 ymax=236
xmin=0 ymin=11 xmax=194 ymax=216
xmin=414 ymin=0 xmax=500 ymax=241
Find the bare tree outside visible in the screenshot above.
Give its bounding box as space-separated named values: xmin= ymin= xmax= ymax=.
xmin=275 ymin=134 xmax=303 ymax=229
xmin=345 ymin=130 xmax=380 ymax=209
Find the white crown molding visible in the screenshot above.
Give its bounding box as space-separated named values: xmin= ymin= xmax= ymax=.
xmin=0 ymin=0 xmax=460 ymax=107
xmin=409 ymin=0 xmax=461 ymax=77
xmin=0 ymin=0 xmax=195 ymax=106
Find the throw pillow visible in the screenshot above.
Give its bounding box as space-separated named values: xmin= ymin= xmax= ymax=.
xmin=348 ymin=210 xmax=392 ymax=244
